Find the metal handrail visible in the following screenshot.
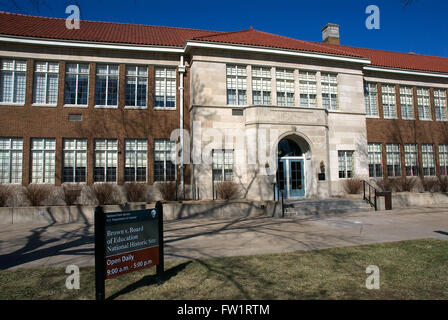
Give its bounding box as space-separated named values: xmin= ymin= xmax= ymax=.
xmin=363 ymin=180 xmax=377 ymax=211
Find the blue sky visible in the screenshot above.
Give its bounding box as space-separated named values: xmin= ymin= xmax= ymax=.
xmin=1 ymin=0 xmax=447 ymax=57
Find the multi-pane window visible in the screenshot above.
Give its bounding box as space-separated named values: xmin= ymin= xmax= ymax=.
xmin=364 ymin=82 xmax=378 ymax=116
xmin=417 ymin=88 xmax=431 ymax=120
xmin=0 ymin=138 xmax=23 ymax=184
xmin=64 ymin=63 xmax=89 ymax=105
xmin=321 ymin=73 xmax=338 ymax=110
xmin=154 ymin=139 xmax=176 ymax=182
xmin=434 ymin=89 xmax=447 ymax=121
xmin=155 ymin=67 xmax=176 ymax=108
xmin=368 ymin=143 xmax=383 ymax=178
xmin=95 ymin=64 xmax=119 ymax=107
xmin=125 ymin=66 xmax=147 ymax=107
xmin=381 ymin=84 xmax=396 ymax=118
xmin=0 ymin=59 xmax=27 ymax=104
xmin=212 ymin=149 xmax=234 ymax=181
xmin=33 ymin=61 xmax=59 ymax=105
xmin=386 ymin=144 xmax=401 ymax=177
xmin=94 ymin=139 xmax=118 ymax=182
xmin=125 ymin=139 xmax=147 ymax=182
xmin=399 ymin=86 xmax=414 ymax=120
xmin=439 ymin=144 xmax=448 ymax=176
xmin=63 ymin=139 xmax=87 ymax=183
xmin=276 ymin=68 xmax=295 ymax=107
xmin=338 ymin=151 xmax=354 ymax=179
xmin=226 ymin=65 xmax=247 ymax=105
xmin=404 ymin=144 xmax=419 ymax=177
xmin=31 ymin=138 xmax=56 ymax=184
xmin=299 ymin=71 xmax=317 ymax=108
xmin=252 ymin=67 xmax=271 ymax=105
xmin=422 ymin=144 xmax=436 ymax=176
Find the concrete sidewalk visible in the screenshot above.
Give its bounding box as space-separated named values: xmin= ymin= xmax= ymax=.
xmin=1 ymin=205 xmax=448 ymax=269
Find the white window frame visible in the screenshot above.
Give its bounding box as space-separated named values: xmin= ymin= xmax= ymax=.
xmin=251 ymin=66 xmax=271 ymax=106
xmin=381 ymin=84 xmax=397 ymax=118
xmin=153 ymin=139 xmax=176 ymax=182
xmin=422 ymin=144 xmax=436 ymax=176
xmin=95 ymin=64 xmax=119 ymax=108
xmin=338 ymin=150 xmax=354 ymax=179
xmin=125 ymin=65 xmax=148 ymax=109
xmin=212 ymin=149 xmax=234 ymax=181
xmin=276 ymin=68 xmax=295 ymax=107
xmin=434 ymin=89 xmax=447 ymax=121
xmin=368 ymin=143 xmax=383 ymax=178
xmin=404 ymin=144 xmax=419 ymax=177
xmin=439 ymin=144 xmax=448 ymax=176
xmin=94 ymin=139 xmax=118 ymax=182
xmin=64 ymin=63 xmax=89 ymax=107
xmin=299 ymin=71 xmax=317 ymax=108
xmin=0 ymin=138 xmax=23 ymax=184
xmin=226 ymin=65 xmax=247 ymax=106
xmin=154 ymin=67 xmax=176 ymax=109
xmin=386 ymin=143 xmax=401 ymax=177
xmin=0 ymin=59 xmax=27 ymax=105
xmin=62 ymin=139 xmax=87 ymax=183
xmin=124 ymin=139 xmax=148 ymax=182
xmin=31 ymin=138 xmax=56 ymax=184
xmin=321 ymin=72 xmax=338 ymax=110
xmin=417 ymin=88 xmax=431 ymax=120
xmin=399 ymin=86 xmax=414 ymax=120
xmin=33 ymin=61 xmax=59 ymax=106
xmin=364 ymin=82 xmax=378 ymax=116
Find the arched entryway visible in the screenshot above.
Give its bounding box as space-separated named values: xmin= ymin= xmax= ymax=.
xmin=277 ymin=135 xmax=310 ymax=198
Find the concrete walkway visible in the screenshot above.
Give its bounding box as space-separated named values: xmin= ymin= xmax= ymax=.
xmin=1 ymin=205 xmax=448 ymax=269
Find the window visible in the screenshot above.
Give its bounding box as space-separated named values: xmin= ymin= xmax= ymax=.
xmin=381 ymin=84 xmax=396 ymax=118
xmin=368 ymin=143 xmax=383 ymax=178
xmin=276 ymin=68 xmax=295 ymax=107
xmin=252 ymin=67 xmax=271 ymax=105
xmin=226 ymin=65 xmax=247 ymax=105
xmin=422 ymin=144 xmax=435 ymax=176
xmin=154 ymin=139 xmax=176 ymax=182
xmin=31 ymin=138 xmax=56 ymax=184
xmin=338 ymin=150 xmax=354 ymax=179
xmin=63 ymin=139 xmax=87 ymax=183
xmin=95 ymin=64 xmax=119 ymax=107
xmin=125 ymin=139 xmax=147 ymax=182
xmin=0 ymin=138 xmax=23 ymax=184
xmin=417 ymin=88 xmax=431 ymax=120
xmin=399 ymin=86 xmax=414 ymax=120
xmin=94 ymin=139 xmax=118 ymax=182
xmin=33 ymin=61 xmax=59 ymax=105
xmin=212 ymin=149 xmax=234 ymax=181
xmin=364 ymin=82 xmax=378 ymax=116
xmin=439 ymin=145 xmax=448 ymax=176
xmin=299 ymin=71 xmax=317 ymax=108
xmin=0 ymin=59 xmax=26 ymax=104
xmin=65 ymin=63 xmax=89 ymax=105
xmin=321 ymin=73 xmax=338 ymax=110
xmin=404 ymin=144 xmax=419 ymax=177
xmin=124 ymin=66 xmax=147 ymax=108
xmin=434 ymin=89 xmax=447 ymax=121
xmin=155 ymin=67 xmax=176 ymax=108
xmin=386 ymin=144 xmax=401 ymax=177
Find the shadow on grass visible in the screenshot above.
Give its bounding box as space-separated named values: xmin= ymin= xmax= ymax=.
xmin=106 ymin=261 xmax=192 ymax=300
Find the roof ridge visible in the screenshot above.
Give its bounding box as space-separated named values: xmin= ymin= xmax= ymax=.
xmin=192 ymin=28 xmax=253 ymax=40
xmin=0 ymin=10 xmax=223 ymax=34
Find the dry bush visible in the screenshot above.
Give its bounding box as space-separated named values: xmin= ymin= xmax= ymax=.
xmin=437 ymin=175 xmax=448 ymax=193
xmin=24 ymin=184 xmax=52 ymax=206
xmin=343 ymin=178 xmax=363 ymax=194
xmin=91 ymin=183 xmax=121 ymax=205
xmin=125 ymin=182 xmax=148 ymax=202
xmin=394 ymin=177 xmax=418 ymax=192
xmin=0 ymin=185 xmax=13 ymax=207
xmin=420 ymin=177 xmax=439 ymax=192
xmin=157 ymin=181 xmax=178 ymax=201
xmin=375 ymin=178 xmax=396 ymax=192
xmin=63 ymin=185 xmax=82 ymax=206
xmin=215 ymin=181 xmax=240 ymax=200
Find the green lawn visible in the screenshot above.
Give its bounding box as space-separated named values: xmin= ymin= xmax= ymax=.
xmin=1 ymin=239 xmax=447 ymax=300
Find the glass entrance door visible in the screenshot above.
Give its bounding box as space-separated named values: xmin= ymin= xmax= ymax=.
xmin=278 ymin=158 xmax=305 ymax=198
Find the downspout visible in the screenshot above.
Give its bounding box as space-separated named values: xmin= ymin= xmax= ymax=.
xmin=179 ymin=55 xmax=186 ymax=198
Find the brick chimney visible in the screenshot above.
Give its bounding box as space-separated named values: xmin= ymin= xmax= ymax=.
xmin=322 ymin=23 xmax=340 ymax=45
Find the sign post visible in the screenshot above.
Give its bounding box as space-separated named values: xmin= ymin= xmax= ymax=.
xmin=94 ymin=202 xmax=164 ymax=300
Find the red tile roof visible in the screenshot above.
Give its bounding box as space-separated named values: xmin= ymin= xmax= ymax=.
xmin=1 ymin=11 xmax=448 ymax=75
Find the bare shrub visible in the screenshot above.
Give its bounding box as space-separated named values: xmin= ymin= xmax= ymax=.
xmin=437 ymin=175 xmax=448 ymax=193
xmin=63 ymin=185 xmax=82 ymax=206
xmin=125 ymin=183 xmax=148 ymax=202
xmin=24 ymin=184 xmax=52 ymax=206
xmin=375 ymin=178 xmax=396 ymax=192
xmin=215 ymin=181 xmax=240 ymax=200
xmin=157 ymin=181 xmax=178 ymax=201
xmin=394 ymin=177 xmax=417 ymax=192
xmin=91 ymin=183 xmax=121 ymax=205
xmin=0 ymin=185 xmax=13 ymax=207
xmin=343 ymin=178 xmax=363 ymax=194
xmin=420 ymin=177 xmax=439 ymax=192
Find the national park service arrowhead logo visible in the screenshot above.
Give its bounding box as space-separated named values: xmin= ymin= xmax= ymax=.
xmin=151 ymin=209 xmax=157 ymax=218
